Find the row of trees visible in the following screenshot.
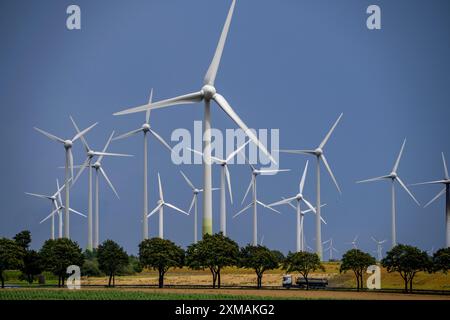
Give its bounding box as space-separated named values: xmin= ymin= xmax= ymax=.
xmin=1 ymin=231 xmax=449 ymax=291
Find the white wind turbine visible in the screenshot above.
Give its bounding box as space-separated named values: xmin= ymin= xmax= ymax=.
xmin=113 ymin=89 xmax=174 ymax=241
xmin=234 ymin=163 xmax=289 ymax=246
xmin=188 ymin=140 xmax=250 ymax=236
xmin=25 ymin=179 xmax=67 ymax=239
xmin=345 ymin=235 xmax=359 ymax=249
xmin=323 ymin=238 xmax=338 ymax=261
xmin=356 ymin=139 xmax=420 ymax=248
xmin=34 ymin=119 xmax=97 ymax=238
xmin=269 ymin=161 xmax=327 ymax=252
xmin=371 ymin=236 xmax=387 ymax=261
xmin=91 ymin=132 xmax=132 ymax=248
xmin=179 ymin=170 xmax=219 ymax=243
xmin=278 ymin=113 xmax=343 ymax=260
xmin=71 ymin=118 xmax=132 ymax=251
xmin=147 ymin=173 xmax=189 ymax=239
xmin=114 ymin=0 xmax=276 ymax=237
xmin=410 ymin=152 xmax=450 ymax=248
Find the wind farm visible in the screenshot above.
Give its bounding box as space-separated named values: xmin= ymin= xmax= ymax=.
xmin=1 ymin=0 xmax=450 ymax=303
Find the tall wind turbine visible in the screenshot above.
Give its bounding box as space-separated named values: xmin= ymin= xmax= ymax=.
xmin=34 ymin=119 xmax=97 ymax=238
xmin=148 ymin=173 xmax=189 ymax=239
xmin=356 ymin=139 xmax=420 ymax=248
xmin=371 ymin=236 xmax=387 ymax=261
xmin=188 ymin=140 xmax=249 ymax=236
xmin=113 ymin=89 xmax=174 ymax=241
xmin=180 ymin=171 xmax=219 ymax=243
xmin=410 ymin=152 xmax=450 ymax=247
xmin=278 ymin=113 xmax=343 ymax=259
xmin=114 ymin=0 xmax=276 ymax=237
xmin=323 ymin=238 xmax=338 ymax=261
xmin=269 ymin=161 xmax=326 ymax=252
xmin=235 ymin=164 xmax=288 ymax=246
xmin=25 ymin=179 xmax=67 ymax=239
xmin=91 ymin=132 xmax=132 ymax=248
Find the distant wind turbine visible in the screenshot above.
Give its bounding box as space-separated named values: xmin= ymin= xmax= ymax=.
xmin=323 ymin=238 xmax=338 ymax=261
xmin=371 ymin=236 xmax=387 ymax=261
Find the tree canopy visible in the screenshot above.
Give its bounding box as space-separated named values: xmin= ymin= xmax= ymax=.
xmin=13 ymin=230 xmax=31 ymax=251
xmin=97 ymin=240 xmax=129 ymax=287
xmin=185 ymin=233 xmax=239 ymax=288
xmin=382 ymin=244 xmax=431 ymax=293
xmin=432 ymin=247 xmax=450 ymax=274
xmin=283 ymin=251 xmax=324 ymax=290
xmin=139 ymin=238 xmax=184 ymax=288
xmin=340 ymin=249 xmax=376 ymax=291
xmin=239 ymin=245 xmax=280 ymax=288
xmin=0 ymin=238 xmax=26 ymax=288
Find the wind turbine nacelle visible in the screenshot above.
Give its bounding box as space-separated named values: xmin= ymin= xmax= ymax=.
xmin=202 ymin=85 xmax=216 ymax=100
xmin=93 ymin=162 xmax=101 ymax=169
xmin=64 ymin=140 xmax=73 ymax=148
xmin=142 ymin=123 xmax=150 ymax=131
xmin=390 ymin=172 xmax=397 ymax=179
xmin=87 ymin=150 xmax=95 ymax=157
xmin=314 ymin=148 xmax=323 ymax=156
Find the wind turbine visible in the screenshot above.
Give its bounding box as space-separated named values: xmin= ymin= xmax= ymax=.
xmin=114 ymin=0 xmax=276 ymax=238
xmin=410 ymin=152 xmax=450 ymax=248
xmin=269 ymin=161 xmax=326 ymax=252
xmin=356 ymin=139 xmax=420 ymax=248
xmin=323 ymin=238 xmax=338 ymax=261
xmin=277 ymin=113 xmax=343 ymax=260
xmin=147 ymin=173 xmax=189 ymax=239
xmin=371 ymin=236 xmax=387 ymax=261
xmin=179 ymin=170 xmax=219 ymax=243
xmin=34 ymin=119 xmax=97 ymax=238
xmin=188 ymin=140 xmax=250 ymax=236
xmin=91 ymin=132 xmax=132 ymax=248
xmin=70 ymin=118 xmax=131 ymax=251
xmin=345 ymin=235 xmax=359 ymax=249
xmin=234 ymin=163 xmax=288 ymax=246
xmin=25 ymin=179 xmax=67 ymax=239
xmin=113 ymin=89 xmax=174 ymax=241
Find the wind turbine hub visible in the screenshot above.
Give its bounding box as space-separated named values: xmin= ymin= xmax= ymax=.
xmin=157 ymin=199 xmax=164 ymax=205
xmin=314 ymin=148 xmax=323 ymax=156
xmin=142 ymin=123 xmax=150 ymax=132
xmin=64 ymin=140 xmax=73 ymax=148
xmin=93 ymin=162 xmax=101 ymax=169
xmin=202 ymin=85 xmax=216 ymax=100
xmin=296 ymin=193 xmax=303 ymax=200
xmin=87 ymin=150 xmax=95 ymax=157
xmin=390 ymin=172 xmax=397 ymax=179
xmin=194 ymin=189 xmax=200 ymax=194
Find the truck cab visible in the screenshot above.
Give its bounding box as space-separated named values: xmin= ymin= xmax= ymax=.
xmin=282 ymin=274 xmax=293 ymax=288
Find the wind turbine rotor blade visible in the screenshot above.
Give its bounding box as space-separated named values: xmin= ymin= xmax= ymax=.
xmin=321 ymin=154 xmax=341 ymax=193
xmin=371 ymin=236 xmax=378 ymax=243
xmin=69 ymin=116 xmax=90 ymax=152
xmin=69 ymin=149 xmax=74 ymax=182
xmin=56 ymin=179 xmax=62 ymax=204
xmin=158 ymin=173 xmax=164 ymax=200
xmin=100 ymin=167 xmax=119 ymax=199
xmin=281 ymin=197 xmax=297 ymax=211
xmin=165 ymin=202 xmax=189 ymax=216
xmin=241 ymin=176 xmax=253 ymax=205
xmin=180 ymin=170 xmax=195 ymax=190
xmin=73 ymin=157 xmax=89 ymax=184
xmin=113 ymin=91 xmax=204 ymax=116
xmin=257 ymin=200 xmax=281 ymax=214
xmin=149 ymin=129 xmax=173 ymax=153
xmin=257 ymin=169 xmax=290 ymax=175
xmin=442 ymin=152 xmax=449 ymax=179
xmin=72 ymin=122 xmax=98 ymax=142
xmin=302 ymin=198 xmax=316 ymax=214
xmin=34 ymin=127 xmax=64 ymax=143
xmin=40 ymin=208 xmax=59 ymax=224
xmin=396 ymin=176 xmax=420 ymax=206
xmin=268 ymin=196 xmax=297 ymax=207
xmin=356 ymin=175 xmax=390 ymax=184
xmin=410 ymin=180 xmax=448 ymax=186
xmin=25 ymin=192 xmax=50 ymax=200
xmin=146 ymin=88 xmax=153 ymax=124
xmin=93 ymin=152 xmax=133 ymax=157
xmin=380 ymin=240 xmax=387 ymax=244
xmin=203 ymin=0 xmax=236 ymax=86
xmin=233 ymin=202 xmax=253 ymax=219
xmin=188 ymin=196 xmax=195 ymax=214
xmin=147 ymin=203 xmax=163 ymax=218
xmin=393 ymin=138 xmax=406 ymax=173
xmin=225 ymin=165 xmax=233 ymax=204
xmin=213 ymin=93 xmax=277 ymax=164
xmin=424 ymin=187 xmax=446 ymax=208
xmin=112 ymin=128 xmax=142 ymax=141
xmin=319 ymin=113 xmax=343 ymax=149
xmin=225 ymin=140 xmax=250 ymax=163
xmin=69 ymin=208 xmax=87 ymax=218
xmin=99 ymin=131 xmax=115 ymax=162
xmin=299 ymin=160 xmax=309 ymax=193
xmin=277 ymin=149 xmax=316 ymax=155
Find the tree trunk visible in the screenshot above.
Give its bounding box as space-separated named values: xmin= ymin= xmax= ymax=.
xmin=158 ymin=268 xmax=165 ymax=288
xmin=404 ymin=276 xmax=408 ymax=293
xmin=257 ymin=274 xmax=262 ymax=289
xmin=113 ymin=274 xmax=115 ymax=287
xmin=409 ymin=277 xmax=413 ymax=293
xmin=108 ymin=272 xmax=112 ymax=287
xmin=1 ymin=273 xmax=4 ymax=288
xmin=360 ymin=273 xmax=364 ymax=291
xmin=356 ymin=273 xmax=360 ymax=291
xmin=217 ymin=269 xmax=221 ymax=289
xmin=305 ymin=276 xmax=309 ymax=290
xmin=58 ymin=275 xmax=61 ymax=288
xmin=212 ymin=271 xmax=217 ymax=289
xmin=61 ymin=274 xmax=65 ymax=287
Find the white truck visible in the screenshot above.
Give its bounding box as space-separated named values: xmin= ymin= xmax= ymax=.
xmin=282 ymin=274 xmax=328 ymax=289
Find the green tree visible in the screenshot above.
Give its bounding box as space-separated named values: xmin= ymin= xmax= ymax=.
xmin=97 ymin=240 xmax=129 ymax=287
xmin=128 ymin=255 xmax=143 ymax=274
xmin=271 ymin=250 xmax=285 ymax=264
xmin=0 ymin=238 xmax=25 ymax=288
xmin=13 ymin=230 xmax=31 ymax=251
xmin=340 ymin=249 xmax=376 ymax=291
xmin=20 ymin=250 xmax=43 ymax=284
xmin=283 ymin=251 xmax=324 ymax=290
xmin=382 ymin=244 xmax=431 ymax=293
xmin=139 ymin=238 xmax=184 ymax=288
xmin=239 ymin=245 xmax=279 ymax=288
xmin=185 ymin=233 xmax=239 ymax=288
xmin=432 ymin=247 xmax=450 ymax=273
xmin=40 ymin=238 xmax=84 ymax=287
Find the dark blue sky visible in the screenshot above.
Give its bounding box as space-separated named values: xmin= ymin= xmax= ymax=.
xmin=1 ymin=0 xmax=449 ymax=257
